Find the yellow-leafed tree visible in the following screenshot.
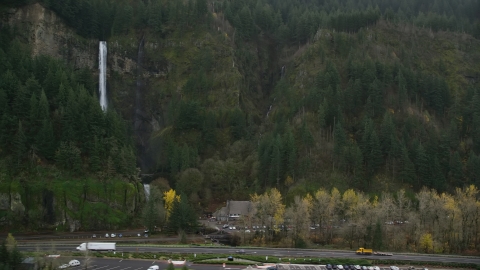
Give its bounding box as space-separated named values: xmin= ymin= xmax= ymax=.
xmin=419 ymin=233 xmax=433 ymax=253
xmin=164 ymin=189 xmax=180 ymax=221
xmin=251 ymin=188 xmax=285 ymax=241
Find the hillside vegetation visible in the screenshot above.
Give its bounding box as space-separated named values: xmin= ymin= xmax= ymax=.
xmin=0 ymin=0 xmax=479 ymax=235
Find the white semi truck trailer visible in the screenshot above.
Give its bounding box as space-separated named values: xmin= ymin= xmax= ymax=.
xmin=76 ymin=242 xmax=116 ymax=251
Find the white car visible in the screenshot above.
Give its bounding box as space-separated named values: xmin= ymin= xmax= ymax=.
xmin=111 ymin=233 xmax=116 ymax=238
xmin=374 ymin=267 xmax=380 ymax=270
xmin=58 ymin=264 xmax=69 ymax=269
xmin=148 ymin=265 xmax=159 ymax=270
xmin=354 ymin=266 xmax=361 ymax=270
xmin=390 ymin=267 xmax=399 ymax=270
xmin=69 ymin=260 xmax=80 ymax=267
xmin=337 ymin=265 xmax=344 ymax=270
xmin=105 ymin=233 xmax=109 ymax=238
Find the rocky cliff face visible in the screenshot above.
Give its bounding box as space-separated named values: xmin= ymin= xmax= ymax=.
xmin=4 ymin=3 xmax=145 ymax=75
xmin=5 ymin=3 xmax=96 ymax=69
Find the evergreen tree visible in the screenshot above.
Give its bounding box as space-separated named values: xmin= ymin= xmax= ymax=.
xmin=230 ymin=108 xmax=246 ymax=140
xmin=467 ymin=151 xmax=480 ymax=186
xmin=334 ymin=122 xmax=347 ymax=169
xmin=170 ymin=146 xmax=180 ymax=176
xmin=472 ymin=112 xmax=480 ymax=153
xmin=27 ymin=92 xmax=38 ymax=141
xmin=167 ymin=194 xmax=198 ymax=233
xmin=283 ymin=125 xmax=296 ymax=179
xmin=380 ymin=112 xmax=395 ymax=156
xmin=180 ymin=144 xmax=190 ymax=171
xmin=399 ymin=143 xmax=416 ymax=185
xmin=449 ymin=151 xmax=463 ymax=185
xmin=55 ymin=141 xmax=82 ymax=173
xmin=36 ymin=119 xmax=55 ymax=160
xmin=14 ymin=121 xmax=27 ymax=171
xmin=89 ymin=136 xmax=101 ymax=172
xmin=416 ymin=144 xmax=430 ymax=188
xmin=366 ymin=130 xmax=383 ymax=177
xmin=270 ymin=135 xmax=282 ymax=186
xmin=432 ymin=156 xmax=446 ymax=191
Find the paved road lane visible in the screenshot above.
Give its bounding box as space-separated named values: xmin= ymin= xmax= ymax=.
xmin=17 ymin=244 xmax=480 ymax=265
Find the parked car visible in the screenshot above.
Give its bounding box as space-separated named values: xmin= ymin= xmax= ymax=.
xmin=118 ymin=233 xmax=122 ymax=238
xmin=326 ymin=264 xmax=333 ymax=270
xmin=390 ymin=267 xmax=399 ymax=270
xmin=354 ymin=265 xmax=361 ymax=270
xmin=110 ymin=233 xmax=116 ymax=238
xmin=92 ymin=234 xmax=96 ymax=238
xmin=343 ymin=265 xmax=350 ymax=270
xmin=68 ymin=260 xmax=80 ymax=267
xmin=58 ymin=264 xmax=69 ymax=269
xmin=105 ymin=233 xmax=109 ymax=238
xmin=373 ymin=266 xmax=381 ymax=270
xmin=361 ymin=266 xmax=368 ymax=270
xmin=147 ymin=265 xmax=159 ymax=270
xmin=337 ymin=265 xmax=344 ymax=270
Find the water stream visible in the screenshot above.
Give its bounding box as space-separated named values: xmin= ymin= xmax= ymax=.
xmin=99 ymin=41 xmax=108 ymax=111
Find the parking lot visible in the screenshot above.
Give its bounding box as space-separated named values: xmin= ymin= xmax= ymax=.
xmin=274 ymin=266 xmax=412 ymax=270
xmin=71 ymin=258 xmax=246 ymax=270
xmin=68 ymin=258 xmax=424 ymax=270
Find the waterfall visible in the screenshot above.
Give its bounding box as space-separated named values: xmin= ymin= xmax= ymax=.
xmin=99 ymin=41 xmax=108 ymax=111
xmin=266 ymin=97 xmax=276 ymax=118
xmin=143 ymin=184 xmax=150 ymax=200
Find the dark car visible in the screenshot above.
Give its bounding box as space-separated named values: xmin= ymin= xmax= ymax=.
xmin=343 ymin=265 xmax=350 ymax=270
xmin=326 ymin=264 xmax=333 ymax=270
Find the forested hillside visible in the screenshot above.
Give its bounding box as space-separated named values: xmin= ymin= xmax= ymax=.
xmin=0 ymin=0 xmax=479 ymax=234
xmin=0 ymin=26 xmax=140 ymax=230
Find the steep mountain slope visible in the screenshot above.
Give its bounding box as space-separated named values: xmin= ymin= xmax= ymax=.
xmin=1 ymin=0 xmax=480 ymax=231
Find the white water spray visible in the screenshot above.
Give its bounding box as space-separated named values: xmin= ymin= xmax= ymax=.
xmin=99 ymin=41 xmax=108 ymax=111
xmin=143 ymin=184 xmax=150 ymax=200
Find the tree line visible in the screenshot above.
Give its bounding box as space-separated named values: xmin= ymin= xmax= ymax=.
xmin=40 ymin=0 xmax=209 ymax=39
xmin=246 ymin=186 xmax=480 ymax=253
xmin=220 ymin=0 xmax=479 ymax=45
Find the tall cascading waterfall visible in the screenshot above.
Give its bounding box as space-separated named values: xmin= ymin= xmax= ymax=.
xmin=143 ymin=184 xmax=150 ymax=200
xmin=99 ymin=41 xmax=108 ymax=111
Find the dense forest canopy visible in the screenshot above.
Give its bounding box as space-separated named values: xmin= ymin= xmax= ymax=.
xmin=0 ymin=0 xmax=479 ymax=238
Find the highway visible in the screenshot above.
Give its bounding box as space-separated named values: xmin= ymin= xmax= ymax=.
xmin=17 ymin=243 xmax=480 ymax=265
